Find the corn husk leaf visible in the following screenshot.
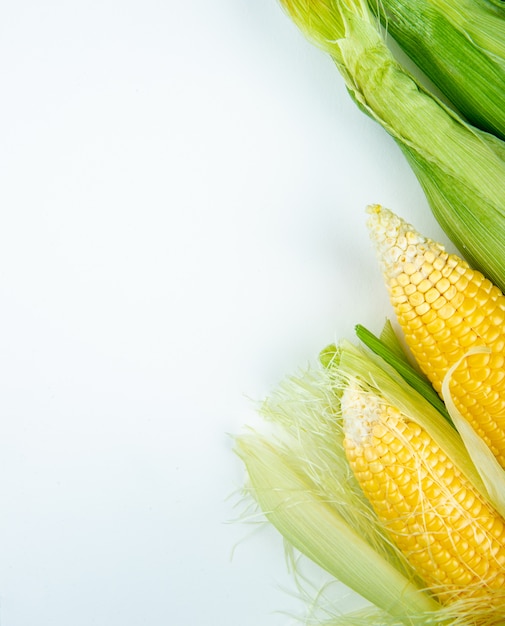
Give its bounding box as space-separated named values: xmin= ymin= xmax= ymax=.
xmin=368 ymin=0 xmax=505 ymax=140
xmin=378 ymin=319 xmax=409 ymax=364
xmin=236 ymin=434 xmax=440 ymax=621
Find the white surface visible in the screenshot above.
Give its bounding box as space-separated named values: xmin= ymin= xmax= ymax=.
xmin=0 ymin=1 xmax=453 ymax=625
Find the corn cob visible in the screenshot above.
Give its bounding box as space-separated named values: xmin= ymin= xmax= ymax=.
xmin=367 ymin=205 xmax=505 ymax=468
xmin=342 ymin=379 xmax=505 ymax=604
xmin=238 ymin=338 xmax=505 ymax=623
xmin=238 ymin=339 xmax=505 ymax=623
xmin=277 ymin=0 xmax=505 ymax=294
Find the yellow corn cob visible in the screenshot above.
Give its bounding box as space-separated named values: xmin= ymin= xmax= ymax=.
xmin=342 ymin=380 xmax=505 ymax=604
xmin=367 ymin=204 xmax=505 ymax=467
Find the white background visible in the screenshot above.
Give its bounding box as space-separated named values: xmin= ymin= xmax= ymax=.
xmin=0 ymin=1 xmax=454 ymax=625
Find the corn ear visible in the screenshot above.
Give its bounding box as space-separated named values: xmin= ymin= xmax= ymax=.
xmin=236 ymin=339 xmax=505 ymax=623
xmin=278 ymin=0 xmax=505 ymax=293
xmin=332 ymin=342 xmax=505 ymax=622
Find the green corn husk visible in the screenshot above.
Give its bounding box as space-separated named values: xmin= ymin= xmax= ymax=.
xmin=236 ymin=435 xmax=441 ymax=622
xmin=277 ymin=0 xmax=505 ymax=293
xmin=236 ymin=338 xmax=505 ymax=624
xmin=368 ymin=0 xmax=505 ymax=140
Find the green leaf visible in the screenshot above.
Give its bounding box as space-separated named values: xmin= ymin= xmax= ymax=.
xmin=355 ymin=324 xmax=451 ymax=423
